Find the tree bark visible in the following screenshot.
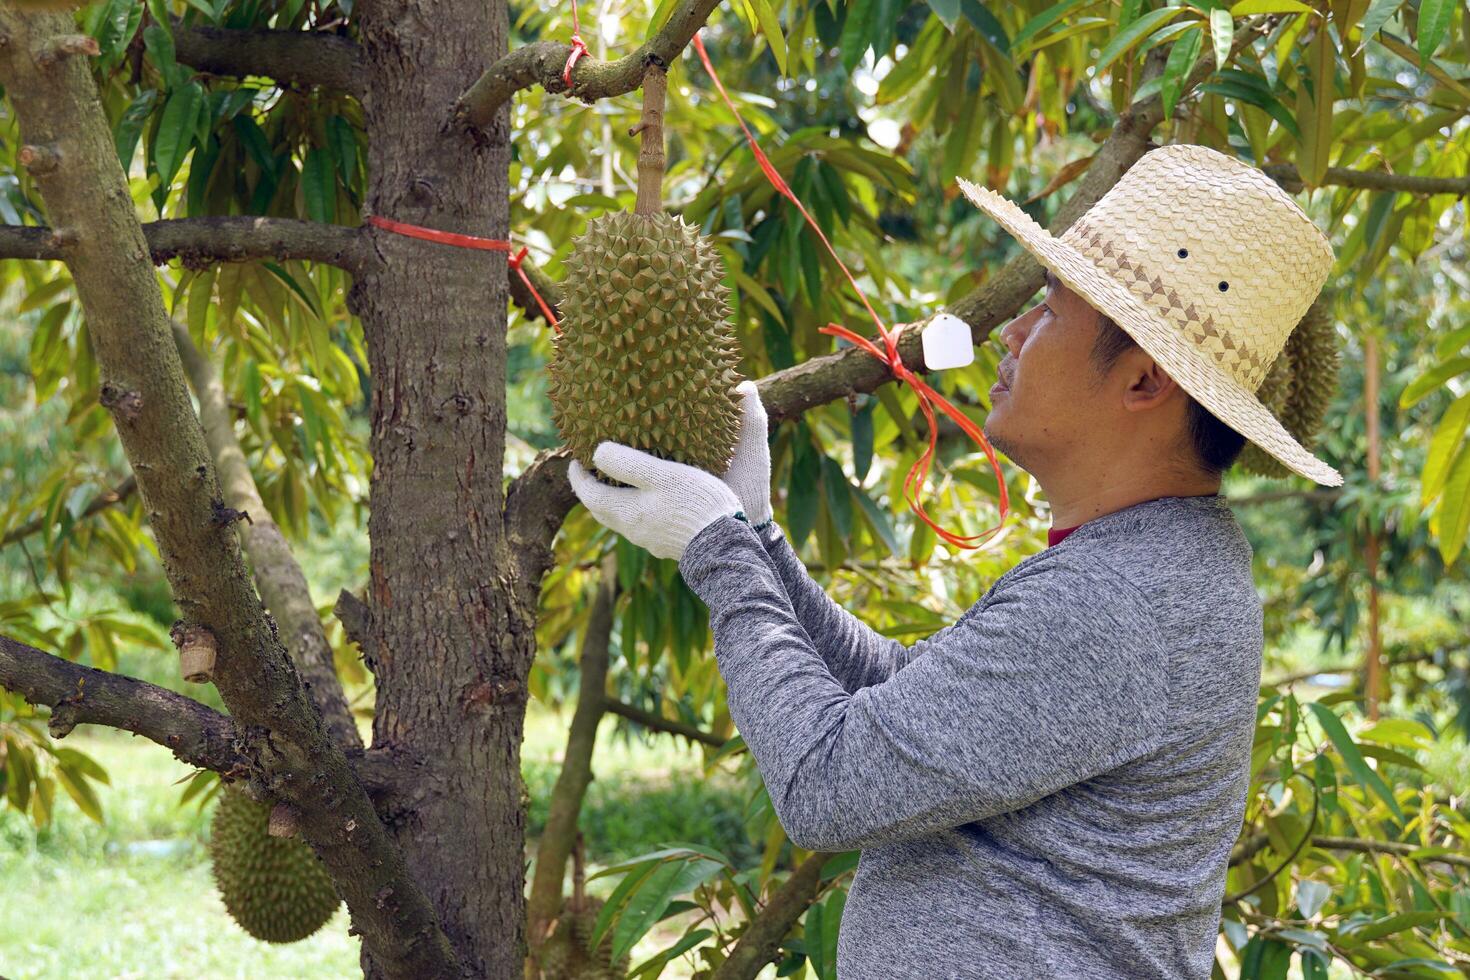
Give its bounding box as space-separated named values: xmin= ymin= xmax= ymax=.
xmin=0 ymin=10 xmax=458 ymax=975
xmin=0 ymin=635 xmax=245 ymax=772
xmin=355 ymin=0 xmax=528 ymax=971
xmin=525 ymin=552 xmax=618 ymax=956
xmin=173 ymin=322 xmax=362 ymax=752
xmin=173 ymin=20 xmax=366 ymax=97
xmin=711 ymin=851 xmax=831 ymax=980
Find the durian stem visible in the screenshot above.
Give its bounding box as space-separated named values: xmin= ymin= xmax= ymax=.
xmin=634 ymin=64 xmax=668 ymax=217
xmin=571 ymin=830 xmax=586 ymax=903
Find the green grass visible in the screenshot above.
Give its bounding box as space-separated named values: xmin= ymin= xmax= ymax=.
xmin=0 ymin=703 xmax=755 ymax=978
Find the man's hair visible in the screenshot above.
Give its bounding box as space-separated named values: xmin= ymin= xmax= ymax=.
xmin=1087 ymin=311 xmax=1247 ymax=477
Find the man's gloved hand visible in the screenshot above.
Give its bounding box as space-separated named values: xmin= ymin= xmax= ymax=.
xmin=568 ymin=441 xmax=744 ymax=561
xmin=720 ymin=380 xmax=773 ymax=527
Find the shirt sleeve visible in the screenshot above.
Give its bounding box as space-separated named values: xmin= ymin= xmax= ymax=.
xmin=679 ymin=514 xmax=1172 ymax=853
xmin=754 ymin=520 xmax=963 ymax=691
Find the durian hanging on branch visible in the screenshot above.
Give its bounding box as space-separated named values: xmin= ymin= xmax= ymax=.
xmin=547 ymin=62 xmax=746 ymax=484
xmin=1236 ymin=288 xmax=1342 ymax=479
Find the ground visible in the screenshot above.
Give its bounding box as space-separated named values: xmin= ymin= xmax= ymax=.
xmin=0 ymin=702 xmax=758 ymax=979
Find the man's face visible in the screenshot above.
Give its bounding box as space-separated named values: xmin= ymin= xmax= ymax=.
xmin=982 ymin=269 xmax=1109 ymax=472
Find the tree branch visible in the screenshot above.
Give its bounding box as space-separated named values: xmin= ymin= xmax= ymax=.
xmin=454 ymin=0 xmax=721 ymax=129
xmin=173 ymin=22 xmax=366 ymax=99
xmin=173 ymin=321 xmax=362 ymax=752
xmin=0 ymin=10 xmax=459 ymax=974
xmin=1262 ymin=162 xmax=1470 ymax=197
xmin=712 ymin=851 xmax=832 ymax=980
xmin=0 ymin=217 xmax=366 ymax=271
xmin=0 ymin=635 xmax=246 ymax=773
xmin=1232 ymin=832 xmax=1470 ymax=872
xmin=602 ymin=696 xmax=727 ymax=748
xmin=509 ymin=254 xmax=561 ymax=326
xmin=505 ymin=447 xmax=581 ymax=605
xmin=1231 ymin=488 xmax=1344 ymax=508
xmin=1 ymin=475 xmax=137 ymax=548
xmin=526 ymin=552 xmax=618 ymax=952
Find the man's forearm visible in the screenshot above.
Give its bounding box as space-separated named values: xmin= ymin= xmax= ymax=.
xmin=753 ymin=519 xmax=919 ymax=690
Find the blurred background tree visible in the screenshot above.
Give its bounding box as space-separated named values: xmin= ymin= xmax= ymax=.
xmin=0 ymin=0 xmax=1467 ymax=976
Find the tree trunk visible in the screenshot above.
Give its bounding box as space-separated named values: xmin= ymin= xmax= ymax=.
xmin=356 ymin=0 xmax=528 ymax=973
xmin=525 ymin=552 xmax=619 ymax=957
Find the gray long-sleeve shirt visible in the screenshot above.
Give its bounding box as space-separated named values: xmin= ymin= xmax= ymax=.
xmin=676 ymin=493 xmax=1263 ymax=979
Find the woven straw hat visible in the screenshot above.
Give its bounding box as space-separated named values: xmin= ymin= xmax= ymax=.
xmin=957 ymin=142 xmax=1342 ymax=486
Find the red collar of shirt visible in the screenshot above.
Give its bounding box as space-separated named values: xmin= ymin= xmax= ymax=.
xmin=1047 ymin=523 xmax=1083 ymax=547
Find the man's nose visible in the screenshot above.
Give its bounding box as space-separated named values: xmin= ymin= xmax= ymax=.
xmin=998 ymin=311 xmax=1030 ymax=356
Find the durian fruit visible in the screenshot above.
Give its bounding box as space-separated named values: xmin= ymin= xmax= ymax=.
xmin=209 ymin=786 xmax=341 ymax=943
xmin=1237 ymin=289 xmax=1341 ymax=479
xmin=536 ymin=832 xmax=631 ymax=980
xmin=538 ymin=894 xmax=631 ymax=980
xmin=547 ymin=65 xmax=745 ymax=485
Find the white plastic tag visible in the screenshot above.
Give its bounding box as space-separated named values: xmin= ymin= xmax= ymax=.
xmin=920 ymin=313 xmax=974 ymax=371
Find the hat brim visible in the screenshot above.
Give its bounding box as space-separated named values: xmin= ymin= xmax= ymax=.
xmin=956 ymin=177 xmax=1343 ymax=487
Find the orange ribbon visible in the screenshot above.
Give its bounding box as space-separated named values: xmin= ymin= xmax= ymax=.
xmin=562 ymin=0 xmax=589 ymax=88
xmin=690 ymin=32 xmax=1009 ymax=550
xmin=366 ymin=215 xmax=559 ymax=331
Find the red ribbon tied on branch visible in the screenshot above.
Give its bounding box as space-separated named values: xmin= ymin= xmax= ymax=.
xmin=562 ymin=1 xmax=590 ymax=88
xmin=365 ymin=215 xmax=559 ymax=331
xmin=690 ymin=32 xmax=1009 ymax=551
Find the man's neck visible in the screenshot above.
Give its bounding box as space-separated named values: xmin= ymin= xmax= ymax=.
xmin=1040 ymin=468 xmax=1222 ymax=529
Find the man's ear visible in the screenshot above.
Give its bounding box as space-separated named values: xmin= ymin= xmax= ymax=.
xmin=1120 ymin=354 xmax=1182 ymax=413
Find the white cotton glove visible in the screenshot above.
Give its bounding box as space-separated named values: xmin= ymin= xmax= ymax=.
xmin=719 ymin=380 xmax=774 ymax=527
xmin=567 ymin=441 xmax=745 ymax=561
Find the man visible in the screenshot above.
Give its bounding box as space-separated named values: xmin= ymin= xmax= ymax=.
xmin=567 ymin=143 xmax=1342 ymax=978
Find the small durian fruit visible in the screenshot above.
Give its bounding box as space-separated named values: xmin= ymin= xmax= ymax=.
xmin=209 ymin=786 xmax=341 ymax=943
xmin=547 ymin=64 xmax=744 ymax=484
xmin=538 ymin=833 xmax=630 ymax=980
xmin=1237 ymin=290 xmax=1341 ymax=479
xmin=540 ymin=895 xmax=630 ymax=980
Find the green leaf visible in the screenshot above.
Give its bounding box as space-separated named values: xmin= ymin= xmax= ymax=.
xmin=1300 ymin=948 xmax=1330 ymax=980
xmin=327 ymin=115 xmax=358 ymax=189
xmin=928 ymin=0 xmax=960 ymax=31
xmin=628 ymin=928 xmax=714 ymax=978
xmin=839 ymin=0 xmax=875 ymax=72
xmin=853 ymin=485 xmax=900 ymax=555
xmin=821 ymin=456 xmax=854 ymax=539
xmin=1161 ymin=25 xmax=1204 ymax=120
xmin=1416 ymin=0 xmax=1453 ymax=61
xmin=1399 ymin=356 xmax=1470 ymax=408
xmin=1209 ymin=8 xmax=1234 ymax=70
xmin=114 ymin=91 xmax=158 ymax=172
xmin=1341 ymin=910 xmax=1446 ymax=943
xmin=1434 ymin=440 xmax=1470 ymax=564
xmin=91 ymin=0 xmax=142 ymax=61
xmin=1229 ymin=0 xmax=1311 ymax=13
xmin=851 ymin=399 xmax=874 ymax=481
xmin=153 ymin=81 xmax=205 ymax=190
xmin=960 ymin=0 xmax=1011 ymax=53
xmin=786 ymin=436 xmax=821 ymax=548
xmin=53 ymin=764 xmax=103 ymax=823
xmin=1295 ymin=879 xmax=1331 ymax=919
xmin=1306 ymin=702 xmax=1403 ymax=821
xmin=747 ymin=0 xmax=788 ymax=74
xmin=1011 ymin=0 xmax=1089 ymax=52
xmin=1356 ymin=0 xmax=1398 ymax=46
xmin=1094 ymin=7 xmax=1184 ymax=76
xmin=1198 ymin=76 xmax=1302 ymax=140
xmin=143 ymin=24 xmax=182 ymax=90
xmin=302 ymin=146 xmax=335 ymax=225
xmin=609 ymin=857 xmax=723 ymax=964
xmin=1422 ymin=393 xmax=1470 ymax=502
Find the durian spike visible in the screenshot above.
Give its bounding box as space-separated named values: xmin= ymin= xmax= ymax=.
xmin=633 ymin=63 xmax=668 ymax=217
